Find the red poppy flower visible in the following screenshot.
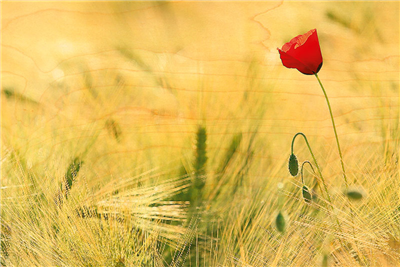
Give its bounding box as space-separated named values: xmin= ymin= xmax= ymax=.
xmin=278 ymin=29 xmax=323 ymax=75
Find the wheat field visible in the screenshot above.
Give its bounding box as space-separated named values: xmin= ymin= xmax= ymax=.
xmin=1 ymin=1 xmax=399 ymax=266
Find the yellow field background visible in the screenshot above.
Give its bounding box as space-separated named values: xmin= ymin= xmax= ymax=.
xmin=1 ymin=1 xmax=399 ymax=266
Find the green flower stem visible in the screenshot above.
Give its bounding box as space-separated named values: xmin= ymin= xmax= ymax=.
xmin=292 ymin=132 xmax=344 ymax=238
xmin=314 ymin=74 xmax=348 ymax=187
xmin=300 ymin=161 xmax=315 ymax=185
xmin=291 ymin=133 xmax=330 ymax=202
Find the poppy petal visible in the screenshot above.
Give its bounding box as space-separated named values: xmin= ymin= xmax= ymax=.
xmin=278 ymin=48 xmax=315 ymax=75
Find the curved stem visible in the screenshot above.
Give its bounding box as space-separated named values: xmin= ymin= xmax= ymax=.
xmin=314 ymin=74 xmax=348 ymax=187
xmin=291 ymin=133 xmax=330 ymax=202
xmin=300 ymin=160 xmax=315 ymax=185
xmin=292 ymin=132 xmax=344 ymax=237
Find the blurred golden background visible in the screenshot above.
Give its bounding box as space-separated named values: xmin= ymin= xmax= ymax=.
xmin=3 ymin=1 xmax=398 ymax=158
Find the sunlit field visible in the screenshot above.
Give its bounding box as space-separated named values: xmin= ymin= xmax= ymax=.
xmin=1 ymin=1 xmax=399 ymax=266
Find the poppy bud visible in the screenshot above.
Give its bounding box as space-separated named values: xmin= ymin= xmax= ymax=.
xmin=302 ymin=186 xmax=312 ymax=203
xmin=346 ymin=189 xmax=364 ymax=201
xmin=275 ymin=211 xmax=286 ymax=233
xmin=288 ymin=154 xmax=299 ymax=176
